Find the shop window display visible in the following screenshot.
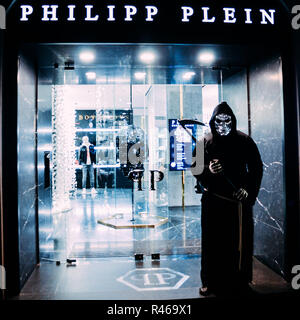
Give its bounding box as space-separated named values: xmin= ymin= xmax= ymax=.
xmin=74 ymin=109 xmax=132 ymax=190
xmin=33 ymin=44 xmax=284 ymax=263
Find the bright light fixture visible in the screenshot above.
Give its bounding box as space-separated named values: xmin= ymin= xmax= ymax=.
xmin=183 ymin=71 xmax=196 ymax=80
xmin=79 ymin=51 xmax=95 ymax=63
xmin=198 ymin=51 xmax=215 ymax=65
xmin=85 ymin=72 xmax=96 ymax=80
xmin=139 ymin=51 xmax=156 ymax=64
xmin=134 ymin=72 xmax=146 ymax=80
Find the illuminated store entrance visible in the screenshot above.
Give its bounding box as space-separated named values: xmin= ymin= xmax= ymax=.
xmin=3 ymin=0 xmax=295 ymax=298
xmin=34 ymin=43 xmax=284 ymax=263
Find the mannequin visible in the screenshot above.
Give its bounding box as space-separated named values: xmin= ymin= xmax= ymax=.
xmin=79 ymin=136 xmax=97 ymax=194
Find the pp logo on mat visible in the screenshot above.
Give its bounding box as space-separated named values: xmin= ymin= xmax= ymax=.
xmin=117 ymin=268 xmax=189 ymax=291
xmin=0 ymin=6 xmax=5 ymax=30
xmin=0 ymin=265 xmax=6 ymax=290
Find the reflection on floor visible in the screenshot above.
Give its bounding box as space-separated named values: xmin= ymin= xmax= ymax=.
xmin=30 ymin=189 xmax=295 ymax=302
xmin=15 ymin=255 xmax=292 ymax=300
xmin=43 ymin=188 xmax=201 ymax=260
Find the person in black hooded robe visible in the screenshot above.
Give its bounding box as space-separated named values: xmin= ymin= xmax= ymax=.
xmin=193 ymin=102 xmax=263 ymax=296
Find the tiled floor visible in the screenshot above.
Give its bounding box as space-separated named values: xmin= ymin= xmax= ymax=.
xmin=15 ymin=255 xmax=292 ymax=300
xmin=40 ymin=189 xmax=202 ymax=260
xmin=30 ymin=189 xmax=295 ymax=302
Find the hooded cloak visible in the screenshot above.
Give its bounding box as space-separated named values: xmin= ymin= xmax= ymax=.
xmin=196 ymin=101 xmax=263 ymax=206
xmin=194 ymin=102 xmax=263 ymax=293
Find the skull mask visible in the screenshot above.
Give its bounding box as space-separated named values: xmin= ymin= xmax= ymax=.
xmin=214 ymin=113 xmax=232 ymax=136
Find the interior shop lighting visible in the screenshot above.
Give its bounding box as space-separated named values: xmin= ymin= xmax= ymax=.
xmin=134 ymin=72 xmax=146 ymax=80
xmin=108 ymin=77 xmax=130 ymax=84
xmin=39 ymin=244 xmax=54 ymax=250
xmin=139 ymin=51 xmax=156 ymax=64
xmin=75 ymin=164 xmax=121 ymax=168
xmin=183 ymin=71 xmax=196 ymax=80
xmin=268 ymin=73 xmax=281 ymax=81
xmin=38 ymin=210 xmax=51 ymax=216
xmin=76 ymin=128 xmax=121 ymax=132
xmin=85 ymin=72 xmax=96 ymax=80
xmin=96 ymin=76 xmax=107 ymax=83
xmin=38 ymin=128 xmax=53 ymax=134
xmin=79 ymin=50 xmax=95 ymax=63
xmin=198 ymin=51 xmax=215 ymax=65
xmin=38 ymin=144 xmax=53 ymax=151
xmin=75 ymin=146 xmax=115 ymax=150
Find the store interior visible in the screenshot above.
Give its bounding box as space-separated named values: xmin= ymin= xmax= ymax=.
xmin=17 ymin=44 xmax=286 ymax=283
xmin=37 ymin=44 xmax=229 ymax=260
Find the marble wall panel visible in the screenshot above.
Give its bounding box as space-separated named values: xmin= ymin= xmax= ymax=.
xmin=37 ymin=84 xmax=53 ymax=259
xmin=17 ymin=53 xmax=37 ymax=287
xmin=249 ymin=57 xmax=285 ymax=276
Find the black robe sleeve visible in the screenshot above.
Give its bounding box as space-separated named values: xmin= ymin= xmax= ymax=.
xmin=244 ymin=136 xmax=263 ymax=206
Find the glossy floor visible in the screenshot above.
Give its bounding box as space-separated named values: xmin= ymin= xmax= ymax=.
xmin=16 ymin=255 xmax=291 ymax=300
xmin=41 ymin=188 xmax=202 ymax=260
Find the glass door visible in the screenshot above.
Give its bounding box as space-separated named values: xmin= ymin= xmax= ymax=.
xmin=37 ymin=44 xmax=248 ymax=260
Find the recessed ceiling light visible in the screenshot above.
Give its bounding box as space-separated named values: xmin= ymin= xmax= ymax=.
xmin=134 ymin=72 xmax=146 ymax=80
xmin=183 ymin=71 xmax=196 ymax=80
xmin=198 ymin=51 xmax=215 ymax=65
xmin=139 ymin=51 xmax=156 ymax=64
xmin=79 ymin=51 xmax=95 ymax=63
xmin=85 ymin=72 xmax=96 ymax=80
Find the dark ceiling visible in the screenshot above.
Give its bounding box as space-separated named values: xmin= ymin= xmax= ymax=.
xmin=30 ymin=43 xmax=280 ymax=85
xmin=36 ymin=43 xmax=279 ymax=68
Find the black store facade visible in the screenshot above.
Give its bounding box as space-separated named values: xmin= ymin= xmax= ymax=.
xmin=0 ymin=0 xmax=299 ymax=298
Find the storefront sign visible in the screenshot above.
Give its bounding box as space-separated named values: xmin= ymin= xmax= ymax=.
xmin=17 ymin=3 xmax=277 ymax=26
xmin=4 ymin=1 xmax=285 ymax=42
